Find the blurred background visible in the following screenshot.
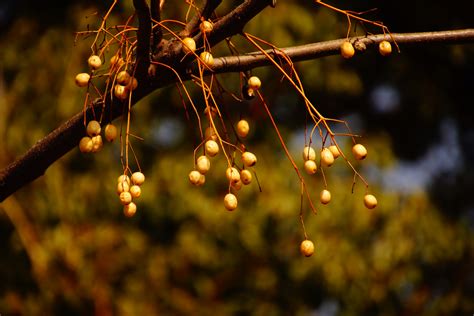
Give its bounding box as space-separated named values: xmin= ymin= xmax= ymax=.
xmin=1 ymin=0 xmax=473 ymax=315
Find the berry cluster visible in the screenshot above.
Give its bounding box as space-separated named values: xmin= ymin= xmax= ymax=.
xmin=340 ymin=39 xmax=393 ymax=59
xmin=117 ymin=172 xmax=145 ymax=217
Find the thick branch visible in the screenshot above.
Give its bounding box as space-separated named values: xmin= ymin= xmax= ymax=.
xmin=1 ymin=29 xmax=473 ymax=201
xmin=133 ymin=0 xmax=152 ymax=75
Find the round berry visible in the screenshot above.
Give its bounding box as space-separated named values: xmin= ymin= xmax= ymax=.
xmin=79 ymin=136 xmax=93 ymax=153
xmin=182 ymin=37 xmax=196 ymax=54
xmin=224 ymin=193 xmax=238 ymax=211
xmin=200 ymin=20 xmax=213 ymax=33
xmin=123 ymin=202 xmax=137 ymax=217
xmin=300 ymin=239 xmax=315 ymax=257
xmin=303 ymin=146 xmax=316 ymax=161
xmin=242 ymin=151 xmax=257 ymax=167
xmin=321 ymin=148 xmax=335 ymax=167
xmin=91 ymin=135 xmax=103 ymax=152
xmin=189 ymin=170 xmax=202 ymax=185
xmin=131 ymin=172 xmax=145 ymax=185
xmin=114 ymin=84 xmax=128 ymax=100
xmin=116 ymin=71 xmax=131 ymax=85
xmin=117 ymin=174 xmax=130 ymax=185
xmin=379 ymin=40 xmax=392 ymax=56
xmin=88 ymin=55 xmax=102 ymax=70
xmin=75 ymin=73 xmax=90 ymax=87
xmin=200 ymin=51 xmax=214 ymax=67
xmin=196 ymin=173 xmax=206 ymax=186
xmin=226 ymin=167 xmax=241 ymax=184
xmin=340 ymin=41 xmax=355 ymax=59
xmin=205 ymin=140 xmax=219 ymax=157
xmin=320 ymin=189 xmax=331 ymax=204
xmin=130 ymin=185 xmax=141 ymax=199
xmin=110 ymin=55 xmax=124 ymax=68
xmin=352 ymin=144 xmax=367 ymax=160
xmin=104 ymin=124 xmax=118 ymax=142
xmin=247 ymin=76 xmax=261 ymax=90
xmin=304 ymin=160 xmax=318 ymax=175
xmin=328 ymin=145 xmax=340 ymax=159
xmin=364 ymin=194 xmax=378 ymax=209
xmin=240 ymin=169 xmax=252 ymax=185
xmin=236 ymin=120 xmax=250 ymax=138
xmin=117 ymin=181 xmax=130 ymax=194
xmin=86 ymin=120 xmax=101 ymax=137
xmin=119 ymin=191 xmax=132 ymax=205
xmin=196 ymin=155 xmax=211 ymax=174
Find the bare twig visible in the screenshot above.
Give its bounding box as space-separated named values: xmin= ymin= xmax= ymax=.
xmin=0 ymin=29 xmax=473 ymax=201
xmin=180 ymin=0 xmax=223 ymax=38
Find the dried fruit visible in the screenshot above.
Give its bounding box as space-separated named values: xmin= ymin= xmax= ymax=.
xmin=119 ymin=191 xmax=132 ymax=205
xmin=104 ymin=124 xmax=118 ymax=142
xmin=86 ymin=120 xmax=101 ymax=137
xmin=240 ymin=169 xmax=252 ymax=185
xmin=247 ymin=76 xmax=261 ymax=90
xmin=130 ymin=185 xmax=141 ymax=198
xmin=114 ymin=84 xmax=128 ymax=100
xmin=91 ymin=135 xmax=103 ymax=152
xmin=303 ymin=146 xmax=316 ymax=161
xmin=226 ymin=167 xmax=241 ymax=184
xmin=182 ymin=37 xmax=196 ymax=54
xmin=328 ymin=145 xmax=340 ymax=159
xmin=131 ymin=172 xmax=145 ymax=185
xmin=200 ymin=20 xmax=213 ymax=33
xmin=116 ymin=71 xmax=131 ymax=85
xmin=79 ymin=136 xmax=93 ymax=153
xmin=205 ymin=140 xmax=219 ymax=157
xmin=200 ymin=51 xmax=214 ymax=67
xmin=189 ymin=170 xmax=202 ymax=185
xmin=196 ymin=155 xmax=211 ymax=174
xmin=123 ymin=202 xmax=137 ymax=217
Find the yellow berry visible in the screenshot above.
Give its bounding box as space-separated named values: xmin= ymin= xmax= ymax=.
xmin=321 ymin=148 xmax=335 ymax=167
xmin=88 ymin=55 xmax=102 ymax=70
xmin=110 ymin=55 xmax=125 ymax=68
xmin=91 ymin=135 xmax=103 ymax=152
xmin=117 ymin=181 xmax=130 ymax=194
xmin=205 ymin=140 xmax=219 ymax=157
xmin=182 ymin=37 xmax=196 ymax=54
xmin=117 ymin=71 xmax=131 ymax=85
xmin=320 ymin=189 xmax=331 ymax=204
xmin=224 ymin=193 xmax=238 ymax=211
xmin=196 ymin=155 xmax=211 ymax=174
xmin=117 ymin=174 xmax=130 ymax=184
xmin=328 ymin=145 xmax=340 ymax=159
xmin=200 ymin=51 xmax=214 ymax=67
xmin=196 ymin=173 xmax=206 ymax=186
xmin=300 ymin=240 xmax=315 ymax=257
xmin=236 ymin=120 xmax=250 ymax=138
xmin=131 ymin=172 xmax=145 ymax=185
xmin=340 ymin=41 xmax=355 ymax=59
xmin=379 ymin=40 xmax=392 ymax=56
xmin=242 ymin=151 xmax=257 ymax=167
xmin=352 ymin=144 xmax=367 ymax=160
xmin=247 ymin=76 xmax=261 ymax=90
xmin=240 ymin=169 xmax=252 ymax=185
xmin=119 ymin=191 xmax=132 ymax=205
xmin=79 ymin=136 xmax=93 ymax=153
xmin=226 ymin=167 xmax=241 ymax=184
xmin=364 ymin=194 xmax=378 ymax=209
xmin=114 ymin=84 xmax=128 ymax=100
xmin=130 ymin=185 xmax=141 ymax=199
xmin=104 ymin=124 xmax=118 ymax=142
xmin=75 ymin=73 xmax=90 ymax=87
xmin=302 ymin=146 xmax=316 ymax=161
xmin=123 ymin=202 xmax=137 ymax=217
xmin=304 ymin=160 xmax=318 ymax=175
xmin=189 ymin=170 xmax=202 ymax=185
xmin=86 ymin=120 xmax=101 ymax=137
xmin=200 ymin=20 xmax=213 ymax=33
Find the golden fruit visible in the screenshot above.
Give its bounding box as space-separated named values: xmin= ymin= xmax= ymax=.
xmin=320 ymin=189 xmax=331 ymax=204
xmin=205 ymin=140 xmax=219 ymax=157
xmin=236 ymin=120 xmax=250 ymax=138
xmin=303 ymin=146 xmax=316 ymax=161
xmin=247 ymin=76 xmax=261 ymax=90
xmin=240 ymin=169 xmax=252 ymax=185
xmin=226 ymin=167 xmax=241 ymax=184
xmin=340 ymin=41 xmax=355 ymax=59
xmin=242 ymin=151 xmax=257 ymax=167
xmin=352 ymin=144 xmax=367 ymax=160
xmin=189 ymin=170 xmax=202 ymax=185
xmin=321 ymin=148 xmax=335 ymax=167
xmin=328 ymin=145 xmax=340 ymax=159
xmin=224 ymin=193 xmax=238 ymax=211
xmin=200 ymin=51 xmax=214 ymax=67
xmin=364 ymin=194 xmax=378 ymax=209
xmin=379 ymin=40 xmax=392 ymax=56
xmin=123 ymin=202 xmax=137 ymax=217
xmin=86 ymin=120 xmax=101 ymax=137
xmin=75 ymin=73 xmax=90 ymax=87
xmin=200 ymin=20 xmax=213 ymax=33
xmin=182 ymin=37 xmax=196 ymax=54
xmin=79 ymin=136 xmax=93 ymax=153
xmin=91 ymin=135 xmax=103 ymax=152
xmin=131 ymin=172 xmax=145 ymax=185
xmin=104 ymin=124 xmax=118 ymax=142
xmin=116 ymin=71 xmax=131 ymax=85
xmin=304 ymin=160 xmax=318 ymax=175
xmin=119 ymin=191 xmax=132 ymax=205
xmin=88 ymin=55 xmax=102 ymax=70
xmin=300 ymin=240 xmax=315 ymax=257
xmin=196 ymin=155 xmax=211 ymax=174
xmin=130 ymin=185 xmax=141 ymax=199
xmin=114 ymin=84 xmax=128 ymax=100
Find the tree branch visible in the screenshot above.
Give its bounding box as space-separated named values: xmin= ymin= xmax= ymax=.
xmin=133 ymin=0 xmax=152 ymax=75
xmin=180 ymin=0 xmax=222 ymax=38
xmin=1 ymin=28 xmax=473 ymax=202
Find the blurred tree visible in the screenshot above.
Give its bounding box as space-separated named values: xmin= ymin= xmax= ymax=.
xmin=0 ymin=1 xmax=473 ymax=315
